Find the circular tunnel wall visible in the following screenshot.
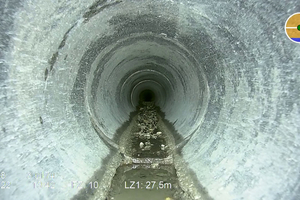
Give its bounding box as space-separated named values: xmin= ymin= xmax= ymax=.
xmin=1 ymin=0 xmax=300 ymax=200
xmin=85 ymin=33 xmax=209 ymax=148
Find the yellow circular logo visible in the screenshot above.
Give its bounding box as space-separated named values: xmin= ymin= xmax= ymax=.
xmin=285 ymin=13 xmax=300 ymax=43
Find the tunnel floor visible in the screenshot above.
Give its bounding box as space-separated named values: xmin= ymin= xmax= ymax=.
xmin=130 ymin=101 xmax=169 ymax=158
xmin=106 ymin=101 xmax=193 ymax=200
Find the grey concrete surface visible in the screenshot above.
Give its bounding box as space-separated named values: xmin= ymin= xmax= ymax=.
xmin=0 ymin=0 xmax=299 ymax=199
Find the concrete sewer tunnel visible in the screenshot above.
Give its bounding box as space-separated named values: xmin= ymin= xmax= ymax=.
xmin=0 ymin=0 xmax=300 ymax=199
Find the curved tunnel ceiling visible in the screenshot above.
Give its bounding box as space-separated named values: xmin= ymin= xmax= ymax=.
xmin=0 ymin=0 xmax=300 ymax=199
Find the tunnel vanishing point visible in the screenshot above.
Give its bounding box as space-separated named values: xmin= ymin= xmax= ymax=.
xmin=0 ymin=0 xmax=300 ymax=200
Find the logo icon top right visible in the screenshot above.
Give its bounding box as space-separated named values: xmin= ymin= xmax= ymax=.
xmin=285 ymin=13 xmax=300 ymax=43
